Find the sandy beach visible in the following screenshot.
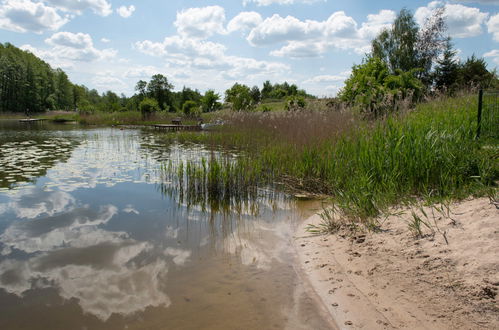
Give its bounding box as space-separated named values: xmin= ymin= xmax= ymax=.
xmin=294 ymin=197 xmax=499 ymax=329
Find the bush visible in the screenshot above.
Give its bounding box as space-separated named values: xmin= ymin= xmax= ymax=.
xmin=139 ymin=98 xmax=160 ymax=119
xmin=182 ymin=100 xmax=200 ymax=118
xmin=285 ymin=95 xmax=306 ymax=111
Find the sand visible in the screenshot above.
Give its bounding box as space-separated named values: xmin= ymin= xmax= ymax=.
xmin=293 ymin=197 xmax=499 ymax=329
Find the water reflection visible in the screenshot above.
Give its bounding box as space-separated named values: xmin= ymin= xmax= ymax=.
xmin=0 ymin=123 xmax=331 ymax=329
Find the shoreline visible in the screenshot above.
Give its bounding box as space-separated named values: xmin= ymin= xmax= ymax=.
xmin=293 ymin=197 xmax=499 ymax=329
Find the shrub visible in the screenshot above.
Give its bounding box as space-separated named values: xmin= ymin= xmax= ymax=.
xmin=139 ymin=98 xmax=160 ymax=119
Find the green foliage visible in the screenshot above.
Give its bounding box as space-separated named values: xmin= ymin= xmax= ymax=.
xmin=182 ymin=100 xmax=200 ymax=117
xmin=162 ymin=94 xmax=498 ymax=227
xmin=200 ymin=90 xmax=222 ymax=112
xmin=458 ymin=55 xmax=496 ymax=89
xmin=0 ymin=43 xmax=75 ymax=113
xmin=259 ymin=81 xmax=310 ymax=101
xmin=147 ymin=74 xmax=174 ymax=111
xmin=285 ymin=95 xmax=306 ymax=111
xmin=433 ymin=39 xmax=460 ymax=93
xmin=250 ymin=85 xmax=261 ymax=104
xmin=139 ymin=97 xmax=160 ymax=118
xmin=225 ymin=83 xmax=254 ymax=111
xmin=372 ymin=9 xmax=420 ymax=74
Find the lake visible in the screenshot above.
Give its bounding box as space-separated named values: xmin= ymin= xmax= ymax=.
xmin=0 ymin=120 xmax=332 ymax=329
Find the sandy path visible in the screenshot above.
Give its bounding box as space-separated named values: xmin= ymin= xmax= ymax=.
xmin=293 ymin=197 xmax=499 ymax=329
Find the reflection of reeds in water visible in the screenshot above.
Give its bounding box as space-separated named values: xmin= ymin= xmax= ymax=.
xmin=159 ymin=152 xmax=277 ymax=216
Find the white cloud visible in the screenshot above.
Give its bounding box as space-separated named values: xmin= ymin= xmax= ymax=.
xmin=415 ymin=1 xmax=489 ymax=38
xmin=92 ymin=74 xmax=127 ymax=90
xmin=46 ymin=31 xmax=93 ymax=49
xmin=101 ymin=37 xmax=110 ymax=43
xmin=45 ymin=0 xmax=112 ymax=16
xmin=249 ymin=10 xmax=394 ymax=58
xmin=174 ymin=6 xmax=226 ymax=39
xmin=116 ymin=5 xmax=135 ymax=18
xmin=358 ymin=9 xmax=396 ymax=40
xmin=247 ymin=14 xmax=323 ymax=46
xmin=487 ymin=13 xmax=499 ymax=41
xmin=227 ymin=11 xmax=262 ymax=33
xmin=304 ymin=74 xmax=349 ymax=84
xmin=135 ymin=36 xmax=226 ymax=59
xmin=124 ymin=65 xmax=158 ymax=79
xmin=270 ymin=40 xmax=326 ymax=58
xmin=44 ymin=31 xmax=117 ymax=62
xmin=243 ymin=0 xmax=324 ymax=6
xmin=484 ymin=49 xmax=499 ymax=63
xmin=135 ymin=35 xmax=289 ymax=89
xmin=0 ymin=0 xmax=69 ymax=33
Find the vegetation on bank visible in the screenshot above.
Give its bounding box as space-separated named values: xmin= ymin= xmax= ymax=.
xmin=162 ymin=93 xmax=497 ymax=230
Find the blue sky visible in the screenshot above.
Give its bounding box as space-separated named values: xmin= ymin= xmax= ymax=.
xmin=0 ymin=0 xmax=498 ymax=97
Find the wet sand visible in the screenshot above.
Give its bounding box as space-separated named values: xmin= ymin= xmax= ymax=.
xmin=294 ymin=197 xmax=499 ymax=329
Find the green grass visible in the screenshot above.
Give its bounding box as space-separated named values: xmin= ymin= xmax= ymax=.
xmin=161 ymin=93 xmax=498 ymax=229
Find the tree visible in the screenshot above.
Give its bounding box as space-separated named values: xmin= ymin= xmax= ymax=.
xmin=339 ymin=56 xmax=423 ymax=117
xmin=250 ymin=85 xmax=261 ymax=104
xmin=135 ymin=80 xmax=147 ymax=99
xmin=372 ymin=8 xmax=447 ymax=86
xmin=182 ymin=100 xmax=200 ymax=117
xmin=433 ymin=39 xmax=459 ymax=93
xmin=139 ymin=97 xmax=159 ymax=119
xmin=225 ymin=83 xmax=253 ymax=111
xmin=261 ymin=80 xmax=273 ymax=100
xmin=54 ymin=69 xmax=73 ymax=110
xmin=416 ymin=7 xmax=447 ymax=85
xmin=458 ymin=55 xmax=496 ymax=89
xmin=372 ymin=9 xmax=419 ymax=74
xmin=147 ymin=74 xmax=173 ymax=111
xmin=339 ymin=57 xmax=389 ymax=106
xmin=200 ymin=90 xmax=222 ymax=112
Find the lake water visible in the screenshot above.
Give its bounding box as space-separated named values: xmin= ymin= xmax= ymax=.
xmin=0 ymin=120 xmax=332 ymax=329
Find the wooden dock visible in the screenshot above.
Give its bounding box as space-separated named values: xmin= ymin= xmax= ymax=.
xmin=19 ymin=118 xmax=46 ymax=123
xmin=153 ymin=124 xmax=202 ymax=131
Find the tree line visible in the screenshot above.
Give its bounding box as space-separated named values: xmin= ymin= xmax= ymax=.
xmin=339 ymin=8 xmax=498 ymax=117
xmin=0 ymin=42 xmax=312 ymax=115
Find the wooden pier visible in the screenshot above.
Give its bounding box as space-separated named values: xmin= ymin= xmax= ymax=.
xmin=153 ymin=124 xmax=202 ymax=131
xmin=19 ymin=118 xmax=46 ymax=123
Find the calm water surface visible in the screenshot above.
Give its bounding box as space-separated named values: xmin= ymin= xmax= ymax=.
xmin=0 ymin=120 xmax=331 ymax=329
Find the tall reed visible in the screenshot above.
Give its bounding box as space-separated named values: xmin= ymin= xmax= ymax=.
xmin=159 ymin=93 xmax=498 ymax=227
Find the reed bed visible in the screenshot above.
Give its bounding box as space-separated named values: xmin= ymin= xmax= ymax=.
xmin=159 ymin=93 xmax=498 ymax=228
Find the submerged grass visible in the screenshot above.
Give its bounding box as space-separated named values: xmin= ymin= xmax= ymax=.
xmin=160 ymin=93 xmax=498 ymax=229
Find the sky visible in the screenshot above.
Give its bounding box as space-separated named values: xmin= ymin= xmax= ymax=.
xmin=0 ymin=0 xmax=498 ymax=97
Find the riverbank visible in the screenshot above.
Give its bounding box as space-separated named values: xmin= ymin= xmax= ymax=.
xmin=294 ymin=197 xmax=499 ymax=329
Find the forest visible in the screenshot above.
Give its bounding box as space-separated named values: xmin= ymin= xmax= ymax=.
xmin=0 ymin=42 xmax=311 ymax=115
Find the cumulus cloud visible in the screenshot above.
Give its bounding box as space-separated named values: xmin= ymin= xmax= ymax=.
xmin=247 ymin=14 xmax=323 ymax=46
xmin=135 ymin=36 xmax=226 ymax=59
xmin=415 ymin=1 xmax=489 ymax=38
xmin=227 ymin=11 xmax=262 ymax=33
xmin=0 ymin=0 xmax=69 ymax=33
xmin=358 ymin=9 xmax=397 ymax=39
xmin=243 ymin=0 xmax=324 ymax=6
xmin=44 ymin=31 xmax=117 ymax=62
xmin=304 ymin=74 xmax=349 ymax=84
xmin=484 ymin=49 xmax=499 ymax=63
xmin=135 ymin=35 xmax=289 ymax=84
xmin=45 ymin=0 xmax=112 ymax=16
xmin=487 ymin=13 xmax=499 ymax=41
xmin=247 ymin=10 xmax=395 ymax=58
xmin=174 ymin=6 xmax=226 ymax=39
xmin=116 ymin=5 xmax=135 ymax=18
